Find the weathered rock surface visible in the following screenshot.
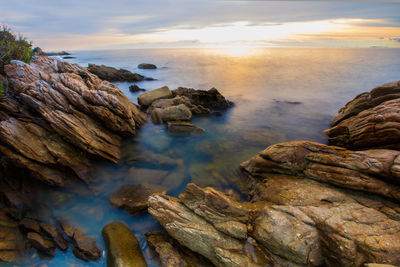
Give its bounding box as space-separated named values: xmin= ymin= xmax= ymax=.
xmin=88 ymin=63 xmax=144 ymax=82
xmin=40 ymin=222 xmax=68 ymax=251
xmin=240 ymin=140 xmax=400 ymax=201
xmin=151 ymin=104 xmax=192 ymax=124
xmin=145 ymin=231 xmax=213 ymax=267
xmin=331 ymin=80 xmax=400 ymax=126
xmin=27 ymin=232 xmax=56 ymax=256
xmin=172 ymin=87 xmax=233 ymax=110
xmin=326 ymin=98 xmax=400 ymax=150
xmin=0 ymin=209 xmax=25 ymax=262
xmin=102 ymin=221 xmax=147 ymax=267
xmin=167 ymin=121 xmax=205 ymax=136
xmin=1 ymin=56 xmax=145 ymax=185
xmin=72 ymin=230 xmax=102 ymax=261
xmin=138 ymin=63 xmax=157 ymax=69
xmin=138 ymin=86 xmax=173 ymax=106
xmin=109 ymin=183 xmax=166 ymax=214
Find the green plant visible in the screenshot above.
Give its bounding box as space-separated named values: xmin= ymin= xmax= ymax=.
xmin=0 ymin=25 xmax=33 ymax=71
xmin=0 ymin=82 xmax=5 ymax=96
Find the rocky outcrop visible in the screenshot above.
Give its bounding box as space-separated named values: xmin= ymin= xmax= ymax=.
xmin=172 ymin=87 xmax=233 ymax=110
xmin=330 ymin=80 xmax=400 ymax=126
xmin=0 ymin=209 xmax=25 ymax=262
xmin=138 ymin=63 xmax=157 ymax=69
xmin=129 ymin=84 xmax=146 ymax=92
xmin=102 ymin=222 xmax=147 ymax=267
xmin=87 ymin=63 xmax=144 ymax=82
xmin=109 ymin=183 xmax=166 ymax=214
xmin=1 ymin=56 xmax=145 ymax=185
xmin=138 ymin=86 xmax=173 ymax=106
xmin=326 ymin=98 xmax=400 ymax=150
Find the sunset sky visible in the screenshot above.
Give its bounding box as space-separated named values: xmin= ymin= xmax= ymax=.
xmin=1 ymin=0 xmax=400 ymax=50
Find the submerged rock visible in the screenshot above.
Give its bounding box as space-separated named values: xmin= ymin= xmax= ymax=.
xmin=109 ymin=183 xmax=166 ymax=214
xmin=138 ymin=63 xmax=157 ymax=69
xmin=102 ymin=222 xmax=147 ymax=267
xmin=88 ymin=64 xmax=144 ymax=82
xmin=138 ymin=86 xmax=173 ymax=106
xmin=1 ymin=56 xmax=145 ymax=185
xmin=167 ymin=121 xmax=205 ymax=136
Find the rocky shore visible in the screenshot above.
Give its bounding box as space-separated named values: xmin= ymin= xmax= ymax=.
xmin=0 ymin=52 xmax=399 ymax=266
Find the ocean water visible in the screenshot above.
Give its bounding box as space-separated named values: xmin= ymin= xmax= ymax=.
xmin=9 ymin=48 xmax=400 ymax=266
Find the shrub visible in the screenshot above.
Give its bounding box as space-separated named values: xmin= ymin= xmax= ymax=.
xmin=0 ymin=25 xmax=33 ymax=74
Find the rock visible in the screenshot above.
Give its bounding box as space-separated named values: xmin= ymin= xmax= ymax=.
xmin=0 ymin=209 xmax=25 ymax=262
xmin=40 ymin=222 xmax=69 ymax=251
xmin=138 ymin=63 xmax=157 ymax=69
xmin=72 ymin=230 xmax=102 ymax=261
xmin=109 ymin=184 xmax=166 ymax=214
xmin=27 ymin=232 xmax=56 ymax=256
xmin=325 ymin=98 xmax=400 ymax=150
xmin=142 ymin=134 xmax=172 ymax=153
xmin=148 ymin=96 xmax=190 ymax=114
xmin=2 ymin=56 xmax=145 ymax=185
xmin=151 ymin=104 xmax=192 ymax=124
xmin=87 ymin=64 xmax=144 ymax=82
xmin=364 ymin=264 xmax=398 ymax=267
xmin=124 ymin=149 xmax=177 ymax=168
xmin=59 ymin=220 xmax=75 ymax=239
xmin=102 ymin=222 xmax=147 ymax=267
xmin=129 ymin=84 xmax=146 ymax=92
xmin=240 ymin=140 xmax=400 ymax=201
xmin=128 ymin=167 xmax=169 ymax=185
xmin=138 ymin=86 xmax=173 ymax=106
xmin=148 ymin=193 xmax=258 ymax=267
xmin=167 ymin=121 xmax=205 ymax=136
xmin=191 ymin=105 xmax=211 ymax=115
xmin=172 ymin=87 xmax=233 ymax=110
xmin=19 ymin=218 xmax=40 ymax=233
xmin=62 ymin=56 xmax=76 ymax=59
xmin=331 ymin=80 xmax=400 ymax=126
xmin=145 ymin=231 xmax=213 ymax=267
xmin=42 ymin=51 xmax=70 ymax=56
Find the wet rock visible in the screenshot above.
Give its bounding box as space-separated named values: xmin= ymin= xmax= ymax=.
xmin=191 ymin=105 xmax=211 ymax=115
xmin=172 ymin=87 xmax=233 ymax=110
xmin=240 ymin=140 xmax=400 ymax=201
xmin=167 ymin=121 xmax=205 ymax=136
xmin=138 ymin=63 xmax=157 ymax=69
xmin=331 ymin=80 xmax=400 ymax=126
xmin=128 ymin=167 xmax=169 ymax=185
xmin=326 ymin=98 xmax=400 ymax=150
xmin=151 ymin=104 xmax=192 ymax=124
xmin=102 ymin=221 xmax=147 ymax=267
xmin=148 ymin=96 xmax=190 ymax=114
xmin=19 ymin=218 xmax=40 ymax=233
xmin=109 ymin=184 xmax=166 ymax=214
xmin=2 ymin=56 xmax=145 ymax=185
xmin=0 ymin=209 xmax=25 ymax=262
xmin=129 ymin=84 xmax=146 ymax=92
xmin=88 ymin=64 xmax=144 ymax=82
xmin=59 ymin=220 xmax=76 ymax=239
xmin=160 ymin=162 xmax=187 ymax=189
xmin=124 ymin=149 xmax=177 ymax=168
xmin=145 ymin=231 xmax=213 ymax=267
xmin=138 ymin=86 xmax=173 ymax=106
xmin=27 ymin=232 xmax=56 ymax=256
xmin=72 ymin=230 xmax=102 ymax=261
xmin=40 ymin=222 xmax=69 ymax=251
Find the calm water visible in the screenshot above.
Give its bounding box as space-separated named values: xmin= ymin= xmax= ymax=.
xmin=9 ymin=48 xmax=400 ymax=266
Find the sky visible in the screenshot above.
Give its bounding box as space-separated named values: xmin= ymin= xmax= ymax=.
xmin=1 ymin=0 xmax=400 ymax=50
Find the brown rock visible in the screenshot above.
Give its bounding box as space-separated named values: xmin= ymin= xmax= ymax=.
xmin=172 ymin=87 xmax=233 ymax=110
xmin=19 ymin=218 xmax=40 ymax=233
xmin=72 ymin=230 xmax=102 ymax=261
xmin=167 ymin=121 xmax=205 ymax=136
xmin=102 ymin=221 xmax=147 ymax=267
xmin=109 ymin=184 xmax=166 ymax=214
xmin=40 ymin=222 xmax=69 ymax=251
xmin=88 ymin=64 xmax=144 ymax=82
xmin=151 ymin=104 xmax=192 ymax=124
xmin=27 ymin=232 xmax=56 ymax=256
xmin=138 ymin=86 xmax=172 ymax=106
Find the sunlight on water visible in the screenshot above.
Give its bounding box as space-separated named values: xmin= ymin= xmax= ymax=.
xmin=14 ymin=47 xmax=400 ymax=266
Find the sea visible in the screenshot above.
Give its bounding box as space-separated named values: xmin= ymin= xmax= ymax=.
xmin=8 ymin=47 xmax=400 ymax=266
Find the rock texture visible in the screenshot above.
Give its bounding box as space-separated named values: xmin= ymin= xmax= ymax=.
xmin=102 ymin=222 xmax=147 ymax=267
xmin=138 ymin=86 xmax=173 ymax=106
xmin=1 ymin=56 xmax=145 ymax=185
xmin=172 ymin=87 xmax=233 ymax=110
xmin=88 ymin=63 xmax=144 ymax=82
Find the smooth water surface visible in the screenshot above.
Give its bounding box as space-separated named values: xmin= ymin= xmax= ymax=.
xmin=10 ymin=47 xmax=400 ymax=266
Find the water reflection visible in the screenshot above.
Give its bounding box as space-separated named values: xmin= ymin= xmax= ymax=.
xmin=13 ymin=47 xmax=400 ymax=266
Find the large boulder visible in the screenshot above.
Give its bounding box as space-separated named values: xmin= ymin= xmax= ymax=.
xmin=102 ymin=222 xmax=147 ymax=267
xmin=151 ymin=104 xmax=192 ymax=124
xmin=88 ymin=64 xmax=144 ymax=82
xmin=1 ymin=56 xmax=146 ymax=185
xmin=138 ymin=86 xmax=173 ymax=106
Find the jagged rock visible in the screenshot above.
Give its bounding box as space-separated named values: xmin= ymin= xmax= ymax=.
xmin=19 ymin=218 xmax=40 ymax=233
xmin=88 ymin=64 xmax=144 ymax=82
xmin=2 ymin=56 xmax=145 ymax=185
xmin=40 ymin=222 xmax=69 ymax=251
xmin=240 ymin=140 xmax=400 ymax=201
xmin=326 ymin=98 xmax=400 ymax=150
xmin=138 ymin=63 xmax=157 ymax=69
xmin=148 ymin=96 xmax=190 ymax=114
xmin=102 ymin=221 xmax=147 ymax=267
xmin=129 ymin=84 xmax=146 ymax=92
xmin=167 ymin=121 xmax=205 ymax=136
xmin=0 ymin=209 xmax=25 ymax=262
xmin=72 ymin=230 xmax=102 ymax=261
xmin=151 ymin=104 xmax=192 ymax=124
xmin=172 ymin=87 xmax=233 ymax=110
xmin=27 ymin=232 xmax=56 ymax=256
xmin=331 ymin=80 xmax=400 ymax=126
xmin=138 ymin=86 xmax=173 ymax=106
xmin=109 ymin=184 xmax=166 ymax=214
xmin=145 ymin=231 xmax=213 ymax=267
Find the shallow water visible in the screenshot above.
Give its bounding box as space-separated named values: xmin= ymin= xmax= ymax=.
xmin=8 ymin=47 xmax=400 ymax=266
